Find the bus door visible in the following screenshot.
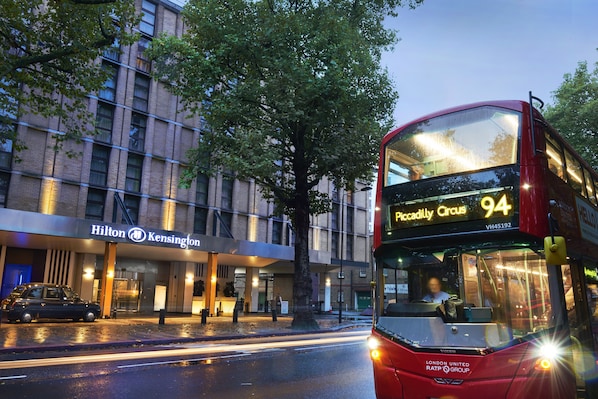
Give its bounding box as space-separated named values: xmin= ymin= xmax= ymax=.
xmin=562 ymin=262 xmax=598 ymax=395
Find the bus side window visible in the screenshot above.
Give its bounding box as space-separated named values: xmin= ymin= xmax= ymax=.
xmin=564 ymin=149 xmax=586 ymax=196
xmin=562 ymin=265 xmax=575 ymax=318
xmin=545 ymin=134 xmax=566 ymax=181
xmin=584 ymin=169 xmax=597 ymax=206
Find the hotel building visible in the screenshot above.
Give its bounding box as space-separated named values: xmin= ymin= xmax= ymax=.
xmin=0 ymin=0 xmax=372 ymax=317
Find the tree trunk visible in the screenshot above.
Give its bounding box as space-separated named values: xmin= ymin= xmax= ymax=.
xmin=290 ymin=139 xmax=319 ymax=330
xmin=291 ymin=195 xmax=319 ymax=330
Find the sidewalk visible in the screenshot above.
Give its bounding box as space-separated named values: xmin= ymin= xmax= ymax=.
xmin=0 ymin=312 xmax=371 ymax=355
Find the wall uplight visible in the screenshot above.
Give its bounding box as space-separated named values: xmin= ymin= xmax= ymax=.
xmin=252 ymin=277 xmax=259 ymax=287
xmin=186 ymin=274 xmax=194 ymax=284
xmin=325 ymin=277 xmax=331 ymax=287
xmin=84 ymin=269 xmax=94 ymax=279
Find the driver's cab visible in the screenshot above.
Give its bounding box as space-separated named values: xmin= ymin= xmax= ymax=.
xmin=377 ymin=246 xmax=553 ymax=349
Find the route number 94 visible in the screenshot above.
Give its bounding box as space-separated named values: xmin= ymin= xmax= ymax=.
xmin=480 ymin=194 xmax=512 ymax=218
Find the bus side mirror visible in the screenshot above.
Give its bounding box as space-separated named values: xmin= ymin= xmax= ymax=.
xmin=544 ymin=236 xmax=567 ymax=265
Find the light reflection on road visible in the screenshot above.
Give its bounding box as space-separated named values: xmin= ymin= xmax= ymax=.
xmin=0 ymin=331 xmax=370 ymax=371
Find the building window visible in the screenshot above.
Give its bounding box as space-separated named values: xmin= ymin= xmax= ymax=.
xmin=140 ymin=0 xmax=157 ymax=36
xmin=346 ymin=235 xmax=353 ymax=261
xmin=0 ymin=138 xmax=13 ymax=170
xmin=221 ymin=176 xmax=233 ymax=209
xmin=129 ymin=113 xmax=146 ymax=151
xmin=219 ymin=211 xmax=232 ymax=238
xmin=331 ymin=232 xmax=339 ymax=259
xmin=125 ymin=153 xmax=143 ymax=192
xmin=102 ymin=26 xmax=120 ymax=62
xmin=194 ymin=207 xmax=208 ymax=235
xmin=346 ymin=207 xmax=354 ymax=234
xmin=0 ymin=172 xmax=10 ymax=207
xmin=85 ymin=188 xmax=106 ymax=220
xmin=133 ymin=74 xmax=150 ymax=112
xmin=89 ymin=145 xmax=110 ymax=186
xmin=331 ymin=203 xmax=339 ymax=231
xmin=99 ymin=63 xmax=118 ymax=102
xmin=196 ymin=173 xmax=209 ymax=205
xmin=123 ymin=194 xmax=140 ymax=224
xmin=136 ymin=37 xmax=151 ymax=73
xmin=346 ymin=190 xmax=353 ymax=205
xmin=272 ymin=220 xmax=283 ymax=245
xmin=331 ymin=185 xmax=339 ymax=202
xmin=95 ymin=102 xmax=114 ymax=143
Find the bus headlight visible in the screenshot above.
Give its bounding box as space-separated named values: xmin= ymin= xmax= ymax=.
xmin=368 ymin=336 xmax=382 ymax=361
xmin=535 ymin=343 xmax=563 ymax=371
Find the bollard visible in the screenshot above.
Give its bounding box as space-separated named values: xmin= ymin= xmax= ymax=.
xmin=232 ymin=308 xmax=238 ymax=323
xmin=271 ymin=308 xmax=277 ymax=322
xmin=159 ymin=308 xmax=166 ymax=325
xmin=201 ymin=308 xmax=208 ymax=325
xmin=111 ymin=308 xmax=117 ymax=319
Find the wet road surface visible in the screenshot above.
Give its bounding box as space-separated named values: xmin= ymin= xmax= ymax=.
xmin=0 ymin=313 xmax=370 ymax=352
xmin=0 ymin=330 xmax=376 ymax=399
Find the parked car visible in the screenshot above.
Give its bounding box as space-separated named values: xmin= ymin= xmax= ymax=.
xmin=2 ymin=283 xmax=101 ymax=323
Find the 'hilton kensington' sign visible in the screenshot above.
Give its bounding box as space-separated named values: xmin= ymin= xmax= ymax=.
xmin=90 ymin=224 xmax=201 ymax=249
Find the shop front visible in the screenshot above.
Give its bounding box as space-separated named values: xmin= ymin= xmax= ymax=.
xmin=0 ymin=208 xmax=300 ymax=318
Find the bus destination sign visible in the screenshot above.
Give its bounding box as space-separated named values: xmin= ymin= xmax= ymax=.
xmin=388 ymin=189 xmax=516 ymax=231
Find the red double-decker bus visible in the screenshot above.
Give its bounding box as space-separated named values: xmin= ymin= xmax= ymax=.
xmin=369 ymin=96 xmax=598 ymax=399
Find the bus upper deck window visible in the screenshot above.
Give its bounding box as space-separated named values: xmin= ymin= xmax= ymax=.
xmin=584 ymin=170 xmax=597 ymax=205
xmin=383 ymin=107 xmax=520 ymax=187
xmin=564 ymin=149 xmax=585 ymax=196
xmin=545 ymin=134 xmax=566 ymax=180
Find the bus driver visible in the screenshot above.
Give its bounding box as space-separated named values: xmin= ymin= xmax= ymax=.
xmin=422 ymin=277 xmax=450 ymax=303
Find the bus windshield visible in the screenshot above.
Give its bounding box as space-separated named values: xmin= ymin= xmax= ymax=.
xmin=379 ymin=246 xmax=553 ymax=349
xmin=384 ymin=106 xmax=520 ymax=186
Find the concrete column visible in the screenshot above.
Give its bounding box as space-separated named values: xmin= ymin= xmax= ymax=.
xmin=205 ymin=252 xmax=218 ymax=316
xmin=183 ymin=262 xmax=195 ymax=313
xmin=324 ymin=276 xmax=331 ymax=312
xmin=244 ymin=267 xmax=260 ymax=312
xmin=79 ymin=253 xmax=96 ymax=302
xmin=100 ymin=242 xmax=116 ymax=318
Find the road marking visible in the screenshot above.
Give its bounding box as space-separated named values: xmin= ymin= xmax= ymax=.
xmin=294 ymin=342 xmax=363 ymax=351
xmin=0 ymin=375 xmax=27 ymax=380
xmin=117 ymin=353 xmax=251 ymax=369
xmin=0 ymin=332 xmax=370 ymax=370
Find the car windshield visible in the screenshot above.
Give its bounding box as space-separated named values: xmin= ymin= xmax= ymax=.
xmin=7 ymin=285 xmax=26 ymax=299
xmin=378 ymin=246 xmax=552 ymax=349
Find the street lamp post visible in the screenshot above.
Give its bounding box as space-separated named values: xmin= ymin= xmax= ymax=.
xmin=339 ymin=186 xmax=372 ymax=324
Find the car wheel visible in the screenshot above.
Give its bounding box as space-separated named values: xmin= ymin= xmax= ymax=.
xmin=20 ymin=312 xmax=33 ymax=323
xmin=83 ymin=311 xmax=96 ymax=322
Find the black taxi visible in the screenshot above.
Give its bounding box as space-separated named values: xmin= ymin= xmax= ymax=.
xmin=2 ymin=283 xmax=101 ymax=323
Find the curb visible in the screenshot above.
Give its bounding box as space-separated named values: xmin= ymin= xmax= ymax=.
xmin=0 ymin=323 xmax=371 ymax=356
